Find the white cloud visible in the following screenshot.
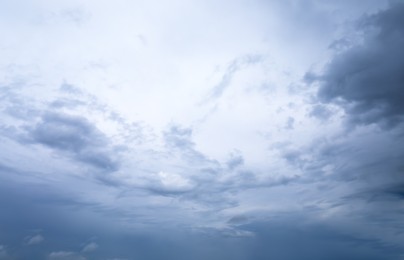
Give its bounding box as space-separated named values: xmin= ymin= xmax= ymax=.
xmin=81 ymin=242 xmax=98 ymax=253
xmin=48 ymin=251 xmax=86 ymax=260
xmin=25 ymin=234 xmax=44 ymax=245
xmin=158 ymin=171 xmax=194 ymax=191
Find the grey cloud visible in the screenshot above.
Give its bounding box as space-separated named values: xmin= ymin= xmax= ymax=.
xmin=314 ymin=2 xmax=404 ymax=128
xmin=227 ymin=215 xmax=249 ymax=225
xmin=0 ymin=84 xmax=40 ymax=122
xmin=328 ymin=38 xmax=353 ymax=52
xmin=226 ymin=152 xmax=244 ymax=170
xmin=164 ymin=125 xmax=194 ymax=150
xmin=31 ymin=113 xmax=105 ymax=152
xmin=150 ymin=125 xmax=296 ymax=207
xmin=59 ymin=82 xmax=83 ymax=95
xmin=28 ymin=112 xmax=119 ymax=172
xmin=154 ymin=125 xmax=300 ymax=207
xmin=285 ymin=116 xmax=295 ymax=129
xmin=309 ymin=104 xmax=333 ymax=121
xmin=49 ymin=98 xmax=86 ymax=109
xmin=3 ymin=103 xmax=39 ymax=120
xmin=163 ymin=125 xmax=217 ymax=166
xmin=303 ymin=71 xmax=318 ymax=84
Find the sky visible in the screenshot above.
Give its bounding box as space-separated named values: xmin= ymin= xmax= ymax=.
xmin=0 ymin=0 xmax=404 ymax=259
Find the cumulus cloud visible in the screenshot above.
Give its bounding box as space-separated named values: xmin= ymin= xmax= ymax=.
xmin=315 ymin=2 xmax=404 ymax=128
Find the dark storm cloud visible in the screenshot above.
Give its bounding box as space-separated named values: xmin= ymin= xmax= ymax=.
xmin=28 ymin=112 xmax=119 ymax=172
xmin=315 ymin=2 xmax=404 ymax=128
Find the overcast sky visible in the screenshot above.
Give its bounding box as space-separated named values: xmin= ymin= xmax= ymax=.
xmin=1 ymin=0 xmax=404 ymax=259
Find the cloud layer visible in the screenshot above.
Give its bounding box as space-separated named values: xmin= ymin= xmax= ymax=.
xmin=0 ymin=0 xmax=403 ymax=259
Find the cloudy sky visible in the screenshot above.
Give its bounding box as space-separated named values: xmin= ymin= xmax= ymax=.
xmin=1 ymin=0 xmax=404 ymax=259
